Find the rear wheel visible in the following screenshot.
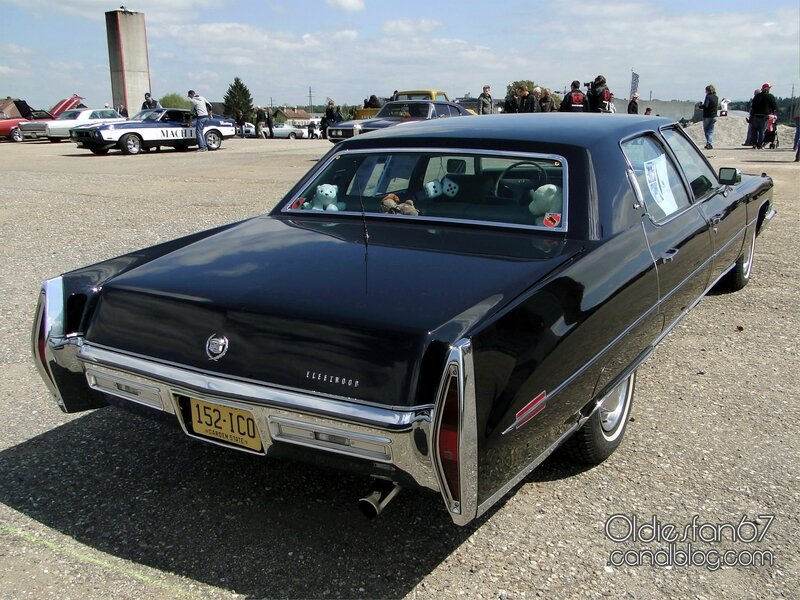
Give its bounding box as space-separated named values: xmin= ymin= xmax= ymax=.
xmin=204 ymin=130 xmax=222 ymax=150
xmin=288 ymin=132 xmax=296 ymax=139
xmin=10 ymin=128 xmax=23 ymax=142
xmin=563 ymin=371 xmax=636 ymax=465
xmin=120 ymin=133 xmax=142 ymax=155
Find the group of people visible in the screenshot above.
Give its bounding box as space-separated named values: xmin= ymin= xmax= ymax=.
xmin=499 ymin=84 xmax=564 ymax=114
xmin=476 ymin=76 xmax=650 ymax=116
xmin=698 ymin=82 xmax=782 ymax=152
xmin=741 ymin=83 xmax=779 ymax=150
xmin=320 ymin=100 xmax=345 ymax=139
xmin=254 ymin=106 xmax=274 ymax=139
xmin=125 ymin=83 xmax=795 ymax=158
xmin=109 ymin=91 xmax=160 ymax=118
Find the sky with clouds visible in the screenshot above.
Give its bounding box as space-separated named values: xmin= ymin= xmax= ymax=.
xmin=2 ymin=0 xmax=798 ymax=111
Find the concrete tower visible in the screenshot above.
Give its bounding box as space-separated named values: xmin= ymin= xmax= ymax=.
xmin=105 ymin=8 xmax=152 ymax=114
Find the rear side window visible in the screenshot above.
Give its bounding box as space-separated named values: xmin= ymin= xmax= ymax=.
xmin=662 ymin=128 xmax=718 ymax=199
xmin=435 ymin=104 xmax=458 ymax=118
xmin=622 ymin=135 xmax=691 ymax=222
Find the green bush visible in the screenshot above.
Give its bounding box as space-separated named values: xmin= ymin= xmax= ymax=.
xmin=159 ymin=93 xmax=191 ymax=110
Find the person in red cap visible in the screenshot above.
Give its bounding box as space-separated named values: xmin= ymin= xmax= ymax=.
xmin=751 ymin=83 xmax=778 ymax=149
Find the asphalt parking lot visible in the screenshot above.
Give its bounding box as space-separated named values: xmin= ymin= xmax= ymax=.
xmin=0 ymin=137 xmax=797 ymax=599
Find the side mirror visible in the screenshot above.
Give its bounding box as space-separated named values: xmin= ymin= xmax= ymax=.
xmin=718 ymin=167 xmax=741 ymax=185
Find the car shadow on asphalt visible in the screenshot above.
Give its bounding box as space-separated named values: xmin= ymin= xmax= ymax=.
xmin=0 ymin=406 xmax=480 ymax=598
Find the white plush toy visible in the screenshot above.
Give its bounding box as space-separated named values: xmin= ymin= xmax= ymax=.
xmin=527 ymin=184 xmax=564 ymax=227
xmin=307 ymin=183 xmax=345 ymax=211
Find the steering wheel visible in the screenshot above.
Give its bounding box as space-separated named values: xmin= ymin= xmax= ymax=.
xmin=493 ymin=161 xmax=548 ymax=202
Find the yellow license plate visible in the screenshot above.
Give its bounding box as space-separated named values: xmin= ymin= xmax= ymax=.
xmin=189 ymin=397 xmax=263 ymax=452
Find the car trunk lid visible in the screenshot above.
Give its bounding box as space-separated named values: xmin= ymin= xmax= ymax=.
xmin=86 ymin=216 xmax=579 ymax=407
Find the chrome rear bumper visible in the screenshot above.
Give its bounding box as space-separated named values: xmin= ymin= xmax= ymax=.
xmin=78 ymin=343 xmax=440 ymax=491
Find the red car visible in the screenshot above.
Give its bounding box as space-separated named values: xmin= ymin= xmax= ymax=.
xmin=0 ymin=95 xmax=84 ymax=142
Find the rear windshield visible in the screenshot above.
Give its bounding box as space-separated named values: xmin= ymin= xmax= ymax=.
xmin=56 ymin=110 xmax=83 ymax=120
xmin=376 ymin=102 xmax=433 ymax=119
xmin=280 ymin=150 xmax=568 ymax=230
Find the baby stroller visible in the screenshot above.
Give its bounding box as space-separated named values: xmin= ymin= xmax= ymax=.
xmin=764 ymin=115 xmax=779 ymax=149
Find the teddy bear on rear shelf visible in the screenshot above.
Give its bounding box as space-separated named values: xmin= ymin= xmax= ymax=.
xmin=303 ymin=183 xmax=346 ymax=211
xmin=380 ymin=193 xmax=419 ymax=216
xmin=527 ymin=184 xmax=563 ymax=228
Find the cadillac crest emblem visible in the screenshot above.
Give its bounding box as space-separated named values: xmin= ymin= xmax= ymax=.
xmin=205 ymin=334 xmax=229 ymax=361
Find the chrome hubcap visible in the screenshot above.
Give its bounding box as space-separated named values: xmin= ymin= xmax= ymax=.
xmin=600 ymin=379 xmax=628 ymax=433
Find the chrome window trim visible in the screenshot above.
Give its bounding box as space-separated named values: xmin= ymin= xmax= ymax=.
xmin=279 ymin=147 xmax=570 ymax=233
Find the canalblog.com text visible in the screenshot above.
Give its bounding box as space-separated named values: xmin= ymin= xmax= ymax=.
xmin=604 ymin=513 xmax=776 ymax=572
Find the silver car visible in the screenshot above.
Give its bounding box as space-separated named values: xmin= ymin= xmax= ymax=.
xmin=20 ymin=108 xmax=125 ymax=142
xmin=271 ymin=123 xmax=308 ymax=139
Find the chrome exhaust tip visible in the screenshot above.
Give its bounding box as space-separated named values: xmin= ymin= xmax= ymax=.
xmin=358 ymin=480 xmax=402 ymax=518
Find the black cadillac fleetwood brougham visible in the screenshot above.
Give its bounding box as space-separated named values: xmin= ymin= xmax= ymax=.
xmin=33 ymin=115 xmax=775 ymax=524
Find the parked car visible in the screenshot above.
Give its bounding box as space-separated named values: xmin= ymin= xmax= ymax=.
xmin=70 ymin=108 xmax=236 ymax=155
xmin=271 ymin=122 xmax=308 ymax=139
xmin=20 ymin=108 xmax=125 ymax=142
xmin=394 ymin=89 xmax=451 ymax=101
xmin=328 ymin=100 xmax=472 ymax=143
xmin=0 ymin=114 xmax=28 ymax=142
xmin=306 ymin=121 xmax=322 ymax=139
xmin=0 ymin=96 xmax=84 ymax=142
xmin=32 ymin=114 xmax=774 ymax=525
xmin=235 ymin=121 xmax=256 ymax=138
xmin=355 ymin=89 xmax=451 ymax=120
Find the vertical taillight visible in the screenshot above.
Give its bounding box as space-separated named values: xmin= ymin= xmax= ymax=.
xmin=433 ymin=340 xmax=477 ymax=525
xmin=34 ymin=298 xmax=54 ymax=385
xmin=32 ymin=278 xmax=64 ymax=392
xmin=436 ymin=366 xmax=461 ymax=505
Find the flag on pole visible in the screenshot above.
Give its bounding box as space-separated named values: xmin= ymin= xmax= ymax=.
xmin=630 ymin=71 xmax=640 ymax=97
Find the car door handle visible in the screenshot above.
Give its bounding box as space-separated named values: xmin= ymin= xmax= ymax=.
xmin=659 ymin=248 xmax=679 ymax=264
